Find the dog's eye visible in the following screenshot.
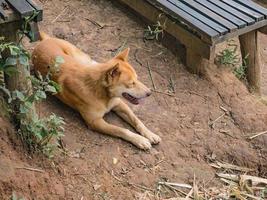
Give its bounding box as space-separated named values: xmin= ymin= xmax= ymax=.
xmin=126 ymin=81 xmax=135 ymax=88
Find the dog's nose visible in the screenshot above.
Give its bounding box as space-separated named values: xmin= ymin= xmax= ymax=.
xmin=146 ymin=91 xmax=152 ymax=97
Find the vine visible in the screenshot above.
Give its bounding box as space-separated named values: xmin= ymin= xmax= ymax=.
xmin=0 ymin=13 xmax=65 ymax=157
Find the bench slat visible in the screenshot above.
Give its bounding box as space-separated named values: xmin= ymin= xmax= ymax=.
xmin=179 ymin=0 xmax=237 ymax=32
xmin=157 ymin=0 xmax=219 ymax=38
xmin=25 ymin=0 xmax=43 ymax=21
xmin=167 ymin=0 xmax=228 ymax=35
xmin=220 ymin=0 xmax=264 ymax=21
xmin=193 ymin=0 xmax=246 ymax=28
xmin=234 ymin=0 xmax=267 ymax=17
xmin=207 ymin=0 xmax=255 ymax=25
xmin=6 ymin=0 xmax=34 ymax=17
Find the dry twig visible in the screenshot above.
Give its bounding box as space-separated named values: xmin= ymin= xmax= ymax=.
xmin=210 ymin=161 xmax=254 ymax=172
xmin=16 ymin=166 xmax=45 ymax=173
xmin=158 ymin=182 xmax=192 ymax=189
xmin=209 ymin=113 xmax=226 ymax=128
xmin=248 ymin=130 xmax=267 ymax=140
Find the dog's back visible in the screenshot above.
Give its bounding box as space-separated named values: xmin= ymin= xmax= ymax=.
xmin=32 ymin=32 xmax=94 ymax=76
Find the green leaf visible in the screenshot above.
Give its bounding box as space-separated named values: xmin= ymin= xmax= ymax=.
xmin=50 ymin=81 xmax=61 ymax=92
xmin=36 ymin=90 xmax=46 ymax=99
xmin=19 ymin=104 xmax=28 ymax=114
xmin=4 ymin=57 xmax=17 ymax=66
xmin=4 ymin=66 xmax=18 ymax=76
xmin=25 ymin=101 xmax=32 ymax=109
xmin=13 ymin=90 xmax=25 ymax=101
xmin=9 ymin=46 xmax=20 ymax=56
xmin=45 ymin=85 xmax=57 ymax=94
xmin=19 ymin=54 xmax=29 ymax=66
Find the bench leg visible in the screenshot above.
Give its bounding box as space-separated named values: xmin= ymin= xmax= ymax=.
xmin=239 ymin=30 xmax=261 ymax=94
xmin=186 ymin=47 xmax=215 ymax=75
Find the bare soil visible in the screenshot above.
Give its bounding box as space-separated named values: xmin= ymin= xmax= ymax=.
xmin=1 ymin=0 xmax=267 ymax=199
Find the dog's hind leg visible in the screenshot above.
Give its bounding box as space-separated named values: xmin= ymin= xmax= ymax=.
xmin=84 ymin=116 xmax=152 ymax=150
xmin=113 ymin=100 xmax=161 ymax=145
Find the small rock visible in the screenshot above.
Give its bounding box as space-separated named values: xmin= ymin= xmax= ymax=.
xmin=93 ymin=184 xmax=102 ymax=191
xmin=113 ymin=157 xmax=118 ymax=165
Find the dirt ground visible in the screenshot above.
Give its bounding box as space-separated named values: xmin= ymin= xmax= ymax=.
xmin=1 ymin=0 xmax=267 ymax=199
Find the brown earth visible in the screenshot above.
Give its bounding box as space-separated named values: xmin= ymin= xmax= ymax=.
xmin=1 ymin=0 xmax=267 ymax=199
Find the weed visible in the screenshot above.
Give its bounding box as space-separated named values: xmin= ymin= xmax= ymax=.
xmin=217 ymin=47 xmax=239 ymax=66
xmin=233 ymin=54 xmax=248 ymax=80
xmin=217 ymin=45 xmax=248 ymax=81
xmin=144 ymin=21 xmax=165 ymax=40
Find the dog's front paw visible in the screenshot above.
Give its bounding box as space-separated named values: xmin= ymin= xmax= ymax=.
xmin=133 ymin=135 xmax=152 ymax=150
xmin=143 ymin=131 xmax=162 ymax=145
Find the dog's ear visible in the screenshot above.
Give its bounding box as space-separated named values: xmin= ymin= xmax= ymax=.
xmin=108 ymin=63 xmax=120 ymax=78
xmin=104 ymin=64 xmax=121 ymax=86
xmin=115 ymin=48 xmax=130 ymax=61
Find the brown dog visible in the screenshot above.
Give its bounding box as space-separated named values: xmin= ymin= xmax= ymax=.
xmin=32 ymin=32 xmax=161 ymax=150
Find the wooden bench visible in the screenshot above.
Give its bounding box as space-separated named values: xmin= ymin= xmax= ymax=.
xmin=0 ymin=0 xmax=42 ymax=42
xmin=118 ymin=0 xmax=267 ymax=94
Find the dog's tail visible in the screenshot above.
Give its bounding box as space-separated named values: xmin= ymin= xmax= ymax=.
xmin=39 ymin=31 xmax=50 ymax=41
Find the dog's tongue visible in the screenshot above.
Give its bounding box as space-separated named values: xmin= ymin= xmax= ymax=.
xmin=122 ymin=93 xmax=140 ymax=105
xmin=138 ymin=98 xmax=145 ymax=104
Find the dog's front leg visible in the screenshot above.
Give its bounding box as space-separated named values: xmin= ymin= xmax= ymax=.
xmin=84 ymin=116 xmax=152 ymax=150
xmin=113 ymin=100 xmax=161 ymax=144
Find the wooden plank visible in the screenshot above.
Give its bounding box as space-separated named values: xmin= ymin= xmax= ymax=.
xmin=194 ymin=0 xmax=246 ymax=28
xmin=166 ymin=0 xmax=228 ymax=34
xmin=118 ymin=0 xmax=214 ymax=57
xmin=235 ymin=0 xmax=267 ymax=17
xmin=156 ymin=0 xmax=219 ymax=38
xmin=214 ymin=19 xmax=267 ymax=44
xmin=220 ymin=0 xmax=264 ymax=21
xmin=25 ymin=0 xmax=43 ymax=21
xmin=6 ymin=0 xmax=34 ymax=17
xmin=179 ymin=0 xmax=237 ymax=32
xmin=25 ymin=0 xmax=41 ymax=11
xmin=207 ymin=0 xmax=255 ymax=25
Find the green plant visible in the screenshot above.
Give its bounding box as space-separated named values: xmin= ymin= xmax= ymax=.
xmin=217 ymin=45 xmax=248 ymax=81
xmin=217 ymin=47 xmax=239 ymax=66
xmin=0 ymin=41 xmax=30 ymax=77
xmin=0 ymin=16 xmax=65 ymax=156
xmin=144 ymin=21 xmax=164 ymax=40
xmin=18 ymin=11 xmax=40 ymax=43
xmin=233 ymin=54 xmax=248 ymax=80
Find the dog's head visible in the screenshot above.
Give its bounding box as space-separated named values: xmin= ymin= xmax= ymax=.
xmin=104 ymin=48 xmax=151 ymax=105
